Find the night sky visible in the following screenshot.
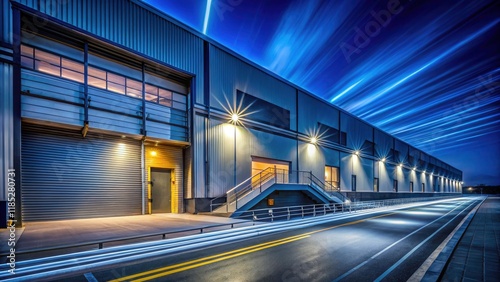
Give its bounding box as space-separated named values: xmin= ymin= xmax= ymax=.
xmin=144 ymin=0 xmax=500 ymax=186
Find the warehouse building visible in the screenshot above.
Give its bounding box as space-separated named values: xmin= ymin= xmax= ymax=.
xmin=0 ymin=0 xmax=462 ymax=225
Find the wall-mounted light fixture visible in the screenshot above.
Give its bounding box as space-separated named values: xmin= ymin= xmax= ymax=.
xmin=310 ymin=136 xmax=317 ymax=144
xmin=231 ymin=113 xmax=239 ymax=123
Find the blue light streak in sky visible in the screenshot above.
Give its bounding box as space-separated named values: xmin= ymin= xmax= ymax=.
xmin=144 ymin=0 xmax=499 ymax=185
xmin=202 ymin=0 xmax=212 ymax=34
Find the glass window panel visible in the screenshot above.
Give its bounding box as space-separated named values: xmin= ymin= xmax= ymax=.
xmin=126 ymin=87 xmax=142 ymax=98
xmin=159 ymin=98 xmax=172 ymax=107
xmin=35 ymin=61 xmax=60 ymax=76
xmin=21 ymin=57 xmax=34 ymax=68
xmin=62 ymin=58 xmax=84 ymax=73
xmin=88 ymin=66 xmax=106 ymax=78
xmin=159 ymin=88 xmax=172 ymax=100
xmin=21 ymin=45 xmax=33 ymax=58
xmin=62 ymin=69 xmax=84 ymax=83
xmin=108 ymin=82 xmax=125 ymax=94
xmin=145 ymin=84 xmax=158 ymax=102
xmin=108 ymin=72 xmax=125 ymax=85
xmin=172 ymin=93 xmax=187 ymax=103
xmin=35 ymin=50 xmax=60 ymax=66
xmin=325 ymin=167 xmax=331 ymax=183
xmin=88 ymin=76 xmax=106 ymax=89
xmin=158 ymin=88 xmax=172 ymax=106
xmin=332 ymin=167 xmax=339 ymax=182
xmin=127 ymin=78 xmax=142 ymax=91
xmin=172 ymin=101 xmax=186 ymax=110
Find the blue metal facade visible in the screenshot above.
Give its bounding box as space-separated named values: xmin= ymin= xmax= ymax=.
xmin=0 ymin=0 xmax=463 ymax=223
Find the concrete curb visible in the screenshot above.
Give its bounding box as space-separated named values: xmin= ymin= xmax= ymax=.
xmin=421 ymin=198 xmax=484 ymax=282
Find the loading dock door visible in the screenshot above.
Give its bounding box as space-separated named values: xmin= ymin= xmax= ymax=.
xmin=151 ymin=168 xmax=172 ymax=213
xmin=21 ymin=124 xmax=142 ymax=221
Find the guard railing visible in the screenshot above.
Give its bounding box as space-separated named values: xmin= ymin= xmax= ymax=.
xmin=234 ymin=196 xmax=458 ymax=222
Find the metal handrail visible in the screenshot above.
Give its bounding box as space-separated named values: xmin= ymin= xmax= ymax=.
xmin=210 ymin=168 xmax=350 ymax=212
xmin=234 ymin=196 xmax=458 ymax=221
xmin=210 ymin=167 xmax=276 ymax=212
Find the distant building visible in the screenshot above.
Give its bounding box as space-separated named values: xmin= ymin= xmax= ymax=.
xmin=0 ymin=0 xmax=462 ymax=225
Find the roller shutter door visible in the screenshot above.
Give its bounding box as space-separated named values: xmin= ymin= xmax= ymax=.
xmin=21 ymin=124 xmax=142 ymax=221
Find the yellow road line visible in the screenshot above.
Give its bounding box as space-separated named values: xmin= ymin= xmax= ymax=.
xmin=109 ymin=234 xmax=309 ymax=282
xmin=111 ymin=211 xmax=398 ymax=282
xmin=131 ymin=235 xmax=310 ymax=282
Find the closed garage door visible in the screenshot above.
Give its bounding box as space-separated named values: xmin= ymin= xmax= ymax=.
xmin=21 ymin=124 xmax=142 ymax=221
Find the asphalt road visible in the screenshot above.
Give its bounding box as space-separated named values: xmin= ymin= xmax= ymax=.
xmin=58 ymin=197 xmax=480 ymax=282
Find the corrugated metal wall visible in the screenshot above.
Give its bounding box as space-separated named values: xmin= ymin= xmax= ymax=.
xmin=340 ymin=112 xmax=373 ymax=151
xmin=21 ymin=70 xmax=84 ymax=127
xmin=1 ymin=0 xmax=12 ymax=44
xmin=297 ymin=92 xmax=340 ymax=135
xmin=1 ymin=0 xmax=14 ymax=203
xmin=0 ymin=63 xmax=14 ymax=203
xmin=15 ymin=0 xmax=204 ymax=104
xmin=21 ymin=124 xmax=142 ymax=221
xmin=193 ymin=114 xmax=206 ymax=198
xmin=207 ymin=119 xmax=235 ymax=197
xmin=145 ymin=145 xmax=184 ymax=213
xmin=209 ymin=45 xmax=297 ymax=131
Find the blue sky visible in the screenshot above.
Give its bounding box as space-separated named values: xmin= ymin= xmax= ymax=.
xmin=144 ymin=0 xmax=500 ymax=186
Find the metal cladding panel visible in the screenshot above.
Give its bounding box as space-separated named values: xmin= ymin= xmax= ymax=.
xmin=374 ymin=129 xmax=393 ymax=159
xmin=21 ymin=124 xmax=142 ymax=221
xmin=298 ymin=140 xmax=325 ymax=180
xmin=377 ymin=161 xmax=394 ymax=192
xmin=340 ymin=112 xmax=373 ymax=151
xmin=207 ymin=119 xmax=235 ymax=197
xmin=193 ymin=114 xmax=206 ymax=198
xmin=0 ymin=63 xmax=14 ymax=201
xmin=145 ymin=145 xmax=184 ymax=213
xmin=340 ymin=152 xmax=351 ymax=191
xmin=209 ymin=45 xmax=297 ymax=131
xmin=21 ymin=70 xmax=84 ymax=126
xmin=394 ymin=139 xmax=409 ymax=162
xmin=16 ymin=0 xmax=203 ymax=104
xmin=1 ymin=0 xmax=12 ymax=43
xmin=297 ymin=92 xmax=339 ymax=135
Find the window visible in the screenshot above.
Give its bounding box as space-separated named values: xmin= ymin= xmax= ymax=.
xmin=393 ymin=179 xmax=398 ymax=192
xmin=325 ymin=166 xmax=339 ymax=188
xmin=410 ymin=181 xmax=414 ymax=192
xmin=340 ymin=132 xmax=347 ymax=146
xmin=374 ymin=178 xmax=379 ymax=192
xmin=422 ymin=183 xmax=425 ymax=192
xmin=21 ymin=44 xmax=84 ymax=83
xmin=236 ymin=90 xmax=290 ymax=129
xmin=88 ymin=66 xmax=106 ymax=89
xmin=159 ymin=89 xmax=172 ymax=107
xmin=318 ymin=123 xmax=340 ymax=144
xmin=126 ymin=78 xmax=143 ymax=99
xmin=20 ymin=44 xmax=187 ymax=110
xmin=352 ymin=175 xmax=356 ymax=191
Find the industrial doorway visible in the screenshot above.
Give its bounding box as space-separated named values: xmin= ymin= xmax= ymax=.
xmin=150 ymin=168 xmax=172 ymax=213
xmin=251 ymin=156 xmax=290 ymax=183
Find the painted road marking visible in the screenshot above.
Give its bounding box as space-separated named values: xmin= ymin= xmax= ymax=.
xmin=109 ymin=234 xmax=310 ymax=282
xmin=111 ymin=201 xmax=466 ymax=281
xmin=110 ymin=212 xmax=400 ymax=281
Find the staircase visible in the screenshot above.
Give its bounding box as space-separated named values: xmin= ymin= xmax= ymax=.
xmin=210 ymin=168 xmax=346 ymax=214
